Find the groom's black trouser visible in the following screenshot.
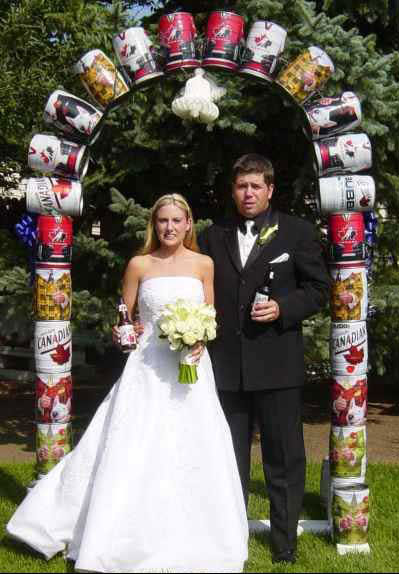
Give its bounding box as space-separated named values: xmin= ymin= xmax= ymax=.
xmin=218 ymin=387 xmax=306 ymax=555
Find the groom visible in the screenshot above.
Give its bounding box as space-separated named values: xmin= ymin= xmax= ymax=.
xmin=198 ymin=154 xmax=330 ymax=564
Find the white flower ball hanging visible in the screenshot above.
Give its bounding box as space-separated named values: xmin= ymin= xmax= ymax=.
xmin=172 ymin=68 xmax=226 ymax=126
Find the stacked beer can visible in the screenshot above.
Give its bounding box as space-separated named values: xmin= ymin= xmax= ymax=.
xmin=21 ymin=90 xmax=107 ymax=479
xmin=305 ymin=94 xmax=373 ymax=554
xmin=70 ymin=12 xmax=341 ymax=134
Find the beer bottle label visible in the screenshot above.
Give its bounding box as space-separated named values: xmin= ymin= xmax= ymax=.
xmin=253 ymin=291 xmax=270 ymax=304
xmin=119 ymin=324 xmax=137 ymax=349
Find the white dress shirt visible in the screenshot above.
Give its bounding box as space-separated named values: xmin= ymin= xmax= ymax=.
xmin=237 ymin=220 xmax=257 ymax=267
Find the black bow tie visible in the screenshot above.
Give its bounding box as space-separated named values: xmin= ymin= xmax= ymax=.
xmin=238 ymin=219 xmax=258 ymax=235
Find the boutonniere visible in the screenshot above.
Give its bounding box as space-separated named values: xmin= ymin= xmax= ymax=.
xmin=257 ymin=223 xmax=279 ymax=247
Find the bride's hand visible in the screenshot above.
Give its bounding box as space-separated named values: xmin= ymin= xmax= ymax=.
xmin=112 ymin=325 xmax=121 ymax=347
xmin=190 ymin=341 xmax=205 ymax=364
xmin=133 ymin=320 xmax=145 ymax=336
xmin=112 ymin=322 xmax=144 ymax=347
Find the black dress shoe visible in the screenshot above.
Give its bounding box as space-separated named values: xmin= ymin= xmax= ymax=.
xmin=272 ymin=549 xmax=296 ymax=564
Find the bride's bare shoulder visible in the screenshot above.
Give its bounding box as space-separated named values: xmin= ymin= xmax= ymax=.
xmin=191 ymin=251 xmax=214 ymax=271
xmin=125 ymin=255 xmax=152 ymax=277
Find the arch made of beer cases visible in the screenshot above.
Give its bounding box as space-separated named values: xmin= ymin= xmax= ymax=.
xmin=16 ymin=10 xmax=377 ymax=555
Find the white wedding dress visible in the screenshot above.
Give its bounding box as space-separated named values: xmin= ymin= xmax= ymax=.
xmin=7 ymin=276 xmax=248 ymax=573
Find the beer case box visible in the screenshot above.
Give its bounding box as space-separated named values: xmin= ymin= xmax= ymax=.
xmin=329 ymin=425 xmax=367 ymax=480
xmin=36 ymin=215 xmax=73 ymax=264
xmin=34 ymin=321 xmax=72 ymax=373
xmin=202 ymin=11 xmax=245 ymax=72
xmin=33 ymin=265 xmax=72 ymax=321
xmin=24 ymin=177 xmax=83 ymax=217
xmin=159 ymin=13 xmax=200 ymax=72
xmin=239 ymin=21 xmax=286 ymax=81
xmin=28 ymin=134 xmax=89 ymax=181
xmin=313 ymin=133 xmax=372 ymax=177
xmin=73 ymin=49 xmax=130 ymax=109
xmin=276 ymin=46 xmax=334 ymax=104
xmin=328 ymin=213 xmax=366 ymax=263
xmin=43 ymin=89 xmax=104 ymax=145
xmin=113 ymin=27 xmax=164 ymax=86
xmin=331 ymin=374 xmax=367 ymax=427
xmin=330 ymin=262 xmax=368 ymax=322
xmin=318 ymin=175 xmax=375 ymax=214
xmin=35 ymin=372 xmax=72 ymax=424
xmin=304 ymin=91 xmax=361 ymax=141
xmin=330 ymin=321 xmax=368 ymax=376
xmin=332 ymin=483 xmax=370 ymax=548
xmin=36 ymin=422 xmax=72 ymax=475
xmin=327 ymin=476 xmax=365 ymax=534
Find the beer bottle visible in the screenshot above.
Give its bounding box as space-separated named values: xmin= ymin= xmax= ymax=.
xmin=117 ymin=300 xmax=137 ymax=353
xmin=253 ymin=265 xmax=274 ymax=307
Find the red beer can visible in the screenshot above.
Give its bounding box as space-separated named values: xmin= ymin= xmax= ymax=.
xmin=159 ymin=12 xmax=200 ymax=72
xmin=202 ymin=11 xmax=245 ymax=72
xmin=330 ymin=374 xmax=367 ymax=427
xmin=36 ymin=372 xmax=72 ymax=424
xmin=329 ymin=213 xmax=366 ymax=262
xmin=36 ymin=215 xmax=73 ymax=264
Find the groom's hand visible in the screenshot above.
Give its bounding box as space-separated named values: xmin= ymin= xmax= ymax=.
xmin=251 ymin=299 xmax=280 ymax=322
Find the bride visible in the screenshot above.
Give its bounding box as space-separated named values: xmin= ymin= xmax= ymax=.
xmin=7 ymin=193 xmax=249 ymax=573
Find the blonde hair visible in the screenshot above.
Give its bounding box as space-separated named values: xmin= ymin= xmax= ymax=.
xmin=139 ymin=193 xmax=199 ymax=255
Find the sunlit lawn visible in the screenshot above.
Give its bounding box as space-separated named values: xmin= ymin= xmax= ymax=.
xmin=0 ymin=461 xmax=398 ymax=573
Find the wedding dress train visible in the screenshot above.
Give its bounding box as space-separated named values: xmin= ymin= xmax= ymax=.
xmin=7 ymin=276 xmax=248 ymax=573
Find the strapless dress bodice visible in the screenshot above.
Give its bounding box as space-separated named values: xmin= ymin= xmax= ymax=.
xmin=138 ymin=276 xmax=205 ymax=328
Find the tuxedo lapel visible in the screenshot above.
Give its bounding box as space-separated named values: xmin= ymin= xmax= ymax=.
xmin=244 ymin=211 xmax=280 ymax=271
xmin=224 ymin=225 xmax=243 ymax=274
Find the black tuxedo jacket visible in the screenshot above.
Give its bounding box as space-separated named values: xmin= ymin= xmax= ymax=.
xmin=198 ymin=210 xmax=331 ymax=391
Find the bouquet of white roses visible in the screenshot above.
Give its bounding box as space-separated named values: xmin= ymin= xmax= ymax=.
xmin=158 ymin=299 xmax=217 ymax=384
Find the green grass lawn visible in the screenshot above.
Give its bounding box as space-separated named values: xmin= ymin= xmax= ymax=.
xmin=0 ymin=461 xmax=398 ymax=573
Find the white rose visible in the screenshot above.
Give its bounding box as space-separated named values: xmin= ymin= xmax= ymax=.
xmin=201 ymin=305 xmax=216 ymax=319
xmin=175 ymin=320 xmax=187 ymax=334
xmin=159 ymin=320 xmax=175 ymax=336
xmin=206 ymin=326 xmax=217 ymax=340
xmin=183 ymin=332 xmax=197 ymax=346
xmin=186 ymin=317 xmax=202 ymax=333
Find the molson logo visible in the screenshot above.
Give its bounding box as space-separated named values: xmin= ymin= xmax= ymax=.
xmin=34 ymin=321 xmax=72 ymax=371
xmin=36 ymin=323 xmax=71 ymax=353
xmin=332 ymin=323 xmax=367 ymax=352
xmin=331 ymin=322 xmax=368 ymax=375
xmin=36 ymin=178 xmax=56 ymax=211
xmin=35 ymin=179 xmax=72 ymax=210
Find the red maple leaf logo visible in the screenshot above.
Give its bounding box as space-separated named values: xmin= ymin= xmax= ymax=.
xmin=359 ymin=194 xmax=370 ymax=207
xmin=50 ymin=344 xmax=70 ymax=365
xmin=344 ymin=345 xmax=364 ymax=365
xmin=53 ymin=180 xmax=71 ymax=199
